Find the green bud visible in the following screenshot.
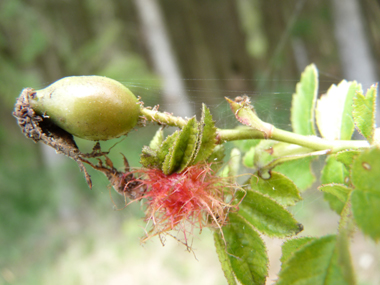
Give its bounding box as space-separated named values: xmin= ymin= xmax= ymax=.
xmin=30 ymin=76 xmax=140 ymax=141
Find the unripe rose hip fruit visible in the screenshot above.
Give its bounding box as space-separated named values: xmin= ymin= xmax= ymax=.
xmin=30 ymin=76 xmax=140 ymax=141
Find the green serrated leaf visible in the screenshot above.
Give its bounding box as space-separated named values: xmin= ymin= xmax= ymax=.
xmin=315 ymin=80 xmax=361 ymax=140
xmin=324 ymin=191 xmax=346 ymax=216
xmin=352 ymin=190 xmax=380 ymax=241
xmin=193 ymin=104 xmax=217 ymax=163
xmin=149 ymin=128 xmax=164 ymax=150
xmin=237 ymin=189 xmax=303 ymax=238
xmin=140 ymin=146 xmax=160 ymax=168
xmin=251 ymin=172 xmax=302 ymax=207
xmin=178 ymin=117 xmax=199 ymax=172
xmin=319 ymin=184 xmax=352 ymax=203
xmin=277 ymin=235 xmax=348 ymax=285
xmin=335 ymin=150 xmax=361 ymax=169
xmin=335 ymin=198 xmax=356 ymax=285
xmin=321 ymin=155 xmax=350 ymax=185
xmin=274 ymin=157 xmax=315 ymax=191
xmin=162 ymin=117 xmax=198 ymax=174
xmin=157 ymin=131 xmax=179 ymax=167
xmin=353 ymin=85 xmax=377 ymax=143
xmin=162 ymin=148 xmax=174 ymax=175
xmin=222 ymin=213 xmax=268 ymax=285
xmin=341 ymin=82 xmax=362 ymax=139
xmin=351 ymin=147 xmax=380 ymax=194
xmin=280 ymin=237 xmax=316 ymax=264
xmin=213 ymin=231 xmax=237 ymax=285
xmin=291 ymin=63 xmax=318 ymax=135
xmin=320 ymin=155 xmax=351 ymax=214
xmin=243 ymin=146 xmax=255 ymax=168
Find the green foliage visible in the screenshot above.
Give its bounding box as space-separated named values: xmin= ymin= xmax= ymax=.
xmin=320 ymin=155 xmax=350 ymax=214
xmin=236 ymin=188 xmax=303 ymax=238
xmin=350 ymin=147 xmax=380 ymax=240
xmin=335 ymin=150 xmax=360 ymax=168
xmin=274 ymin=157 xmax=316 ymax=191
xmin=351 ymin=190 xmax=380 ymax=241
xmin=291 ymin=63 xmax=318 ymax=135
xmin=213 ymin=64 xmax=378 ymax=284
xmin=319 ymin=184 xmax=352 ymax=218
xmin=218 ymin=213 xmax=268 ymax=285
xmin=250 ymin=172 xmax=301 ymax=207
xmin=321 ymin=155 xmax=349 ymax=185
xmin=142 ymin=104 xmax=218 ymax=174
xmin=8 ymin=57 xmax=380 ymax=284
xmin=193 ymin=104 xmax=218 ymax=163
xmin=162 ymin=117 xmax=199 ymax=174
xmin=316 ymin=80 xmax=361 ymax=140
xmin=214 ymin=232 xmax=237 ymax=285
xmin=351 ymin=147 xmax=380 ymax=194
xmin=280 ymin=237 xmax=316 ymax=264
xmin=149 ymin=128 xmax=164 ymax=150
xmin=278 ymin=235 xmax=350 ymax=285
xmin=353 ymin=86 xmax=377 ymax=144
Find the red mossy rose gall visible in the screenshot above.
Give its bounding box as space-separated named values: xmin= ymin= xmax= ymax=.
xmin=125 ymin=163 xmax=238 ymax=241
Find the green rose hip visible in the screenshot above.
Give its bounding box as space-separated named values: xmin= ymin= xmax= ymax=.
xmin=29 ymin=76 xmax=140 ymax=141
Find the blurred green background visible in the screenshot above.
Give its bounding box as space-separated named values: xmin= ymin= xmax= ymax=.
xmin=1 ymin=0 xmax=379 ymax=284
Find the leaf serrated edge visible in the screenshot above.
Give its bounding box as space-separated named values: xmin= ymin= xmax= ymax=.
xmin=149 ymin=128 xmax=164 ymax=150
xmin=223 ymin=213 xmax=269 ymax=285
xmin=352 ymin=85 xmax=377 ymax=144
xmin=237 ymin=189 xmax=304 ymax=238
xmin=159 ymin=131 xmax=179 ymax=174
xmin=251 ymin=172 xmax=302 ymax=207
xmin=213 ymin=231 xmax=237 ymax=285
xmin=178 ymin=117 xmax=199 ymax=172
xmin=318 ymin=183 xmax=352 ymax=203
xmin=163 ymin=117 xmax=199 ymax=174
xmin=277 ymin=235 xmax=339 ymax=285
xmin=291 ymin=63 xmax=318 ymax=135
xmin=193 ymin=104 xmax=218 ymax=163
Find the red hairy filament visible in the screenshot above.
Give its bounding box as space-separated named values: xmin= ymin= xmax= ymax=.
xmin=128 ymin=163 xmax=237 ymax=241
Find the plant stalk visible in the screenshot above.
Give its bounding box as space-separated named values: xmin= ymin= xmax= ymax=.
xmin=141 ymin=106 xmax=370 ymax=154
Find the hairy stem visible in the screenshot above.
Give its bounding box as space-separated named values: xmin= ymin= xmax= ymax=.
xmin=141 ymin=106 xmax=370 ymax=154
xmin=140 ymin=107 xmax=187 ymax=128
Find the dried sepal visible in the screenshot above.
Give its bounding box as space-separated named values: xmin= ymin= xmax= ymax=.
xmin=13 ymin=88 xmax=92 ymax=187
xmin=226 ymin=96 xmax=273 ymax=138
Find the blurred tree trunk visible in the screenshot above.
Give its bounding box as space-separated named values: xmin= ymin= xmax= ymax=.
xmin=134 ymin=0 xmax=192 ymax=116
xmin=331 ymin=0 xmax=378 ymax=88
xmin=158 ymin=0 xmax=255 ymax=110
xmin=331 ymin=0 xmax=379 ymax=124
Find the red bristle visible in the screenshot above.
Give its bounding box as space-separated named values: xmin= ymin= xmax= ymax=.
xmin=130 ymin=164 xmax=236 ymax=240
